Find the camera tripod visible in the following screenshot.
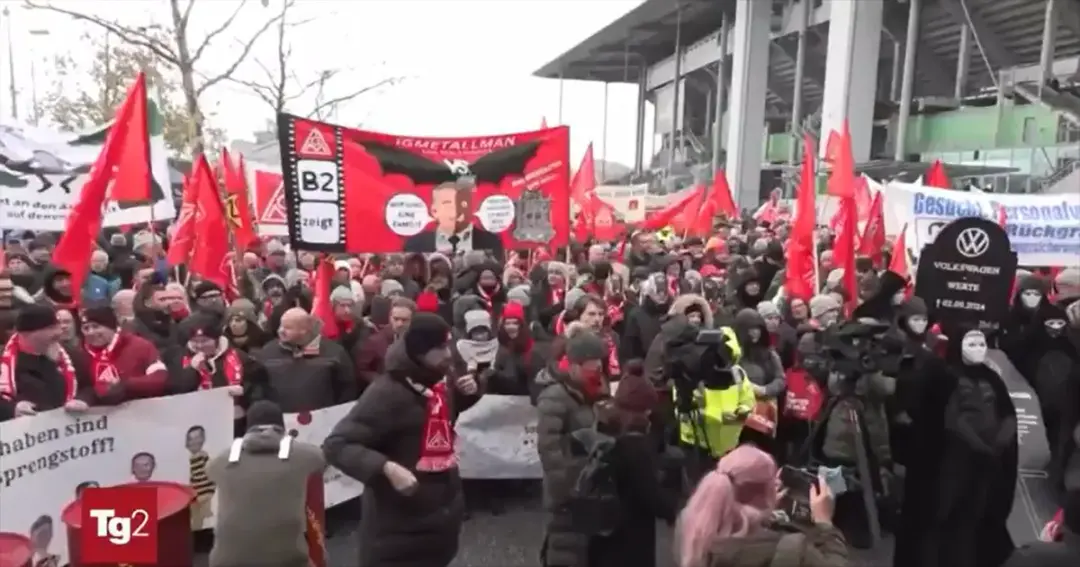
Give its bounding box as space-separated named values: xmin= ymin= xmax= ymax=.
xmin=794 ymin=389 xmax=885 ymax=549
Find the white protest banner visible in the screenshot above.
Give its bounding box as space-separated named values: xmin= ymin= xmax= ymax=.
xmin=284 ymin=404 xmax=365 ymax=507
xmin=455 ymin=395 xmax=540 ymax=479
xmin=883 ymin=181 xmax=1080 ymax=267
xmin=594 ymin=184 xmax=649 ymax=223
xmin=0 ymin=390 xmax=233 ymax=566
xmin=0 ymin=99 xmax=176 ymax=232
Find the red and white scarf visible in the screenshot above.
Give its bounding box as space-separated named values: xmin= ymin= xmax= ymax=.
xmin=604 ymin=333 xmax=620 ymax=376
xmin=183 ymin=347 xmax=243 ymax=390
xmin=85 ymin=333 xmax=122 ymax=392
xmin=550 ymin=287 xmax=565 ymax=306
xmin=475 ymin=284 xmax=500 ymax=312
xmin=1 ymin=334 xmax=77 ymax=402
xmin=410 ymin=378 xmax=456 ymax=473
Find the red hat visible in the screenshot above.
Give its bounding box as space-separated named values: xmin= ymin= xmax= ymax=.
xmin=699 ymin=264 xmax=721 ymax=278
xmin=415 ymin=290 xmax=440 ymax=313
xmin=502 ymin=301 xmax=525 ymax=321
xmin=614 ymin=372 xmax=658 ymax=414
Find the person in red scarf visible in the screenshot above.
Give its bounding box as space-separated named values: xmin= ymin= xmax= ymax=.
xmin=329 ymin=286 xmax=363 ymax=352
xmin=565 ymin=293 xmax=621 ymax=381
xmin=171 ymin=312 xmax=272 ymax=437
xmin=79 ymin=303 xmax=168 ymax=405
xmin=323 ymin=312 xmax=484 ymax=567
xmin=467 ymin=262 xmax=506 ymax=321
xmin=1 ymin=304 xmax=93 ymax=421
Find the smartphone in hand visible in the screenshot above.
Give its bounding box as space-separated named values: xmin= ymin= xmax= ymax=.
xmin=779 ymin=465 xmax=818 ymax=524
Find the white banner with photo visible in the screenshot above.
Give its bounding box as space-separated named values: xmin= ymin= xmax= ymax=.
xmin=0 ymin=108 xmax=176 ymax=232
xmin=0 ymin=390 xmax=233 ymax=567
xmin=284 ymin=404 xmax=365 ymax=507
xmin=455 ymin=395 xmax=541 ymax=479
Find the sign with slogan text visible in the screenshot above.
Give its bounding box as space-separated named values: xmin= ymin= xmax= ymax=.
xmin=275 ymin=113 xmax=571 ymax=257
xmin=80 ymin=486 xmax=159 ymax=563
xmin=914 ymin=216 xmax=1017 ymax=334
xmin=0 ymin=390 xmax=232 ymax=567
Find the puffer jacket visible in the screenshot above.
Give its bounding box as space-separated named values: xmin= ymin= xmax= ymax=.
xmin=703 ymin=522 xmax=850 ymax=567
xmin=668 ymin=294 xmax=715 ymax=329
xmin=733 ymin=309 xmax=786 ymax=398
xmin=534 ymin=362 xmax=599 ymax=567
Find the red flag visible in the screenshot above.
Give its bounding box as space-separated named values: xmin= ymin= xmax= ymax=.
xmin=709 ymin=170 xmax=738 ymax=218
xmin=753 ymin=189 xmax=781 ymax=224
xmin=924 ymin=160 xmax=951 ymax=189
xmin=311 ymin=257 xmax=340 ymax=339
xmin=833 ymin=197 xmax=859 ymax=315
xmin=53 ymin=73 xmax=148 ymax=298
xmin=189 ymin=157 xmax=231 ymax=289
xmin=689 ymin=197 xmax=717 ymax=238
xmin=997 ymin=204 xmax=1008 ymax=228
xmin=641 ymin=185 xmax=705 ymax=231
xmin=785 ymin=135 xmax=818 ymax=302
xmin=858 ymin=192 xmax=885 ymax=268
xmin=853 ymin=177 xmax=873 ymax=222
xmin=570 ymin=143 xmax=596 ymax=207
xmin=540 ymin=117 xmax=549 ymax=129
xmin=105 ymin=77 xmax=152 ymax=205
xmin=166 ymin=170 xmax=199 ymax=266
xmin=824 ymin=123 xmax=856 ymax=199
xmin=220 ymin=149 xmax=257 ymax=250
xmin=888 ymin=225 xmax=911 ymax=282
xmin=672 ymin=186 xmax=706 ymax=233
xmin=589 ymin=194 xmax=621 ymax=242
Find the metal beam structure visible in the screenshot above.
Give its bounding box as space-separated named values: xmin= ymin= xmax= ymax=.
xmin=880 ymin=2 xmax=955 ymax=91
xmin=773 ymin=36 xmax=825 ymax=90
xmin=1059 ymin=0 xmax=1080 ymax=37
xmin=939 ymin=0 xmax=1018 ymax=70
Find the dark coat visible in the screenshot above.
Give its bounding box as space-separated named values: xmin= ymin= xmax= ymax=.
xmin=0 ymin=344 xmax=95 ymax=421
xmin=322 ymin=340 xmax=481 ymax=567
xmin=586 ymin=432 xmax=676 ymax=567
xmin=253 ymin=337 xmax=357 ymax=412
xmin=704 ymin=523 xmax=851 ymax=567
xmin=403 ymin=226 xmax=504 ymax=260
xmin=621 ymin=298 xmax=668 ymax=362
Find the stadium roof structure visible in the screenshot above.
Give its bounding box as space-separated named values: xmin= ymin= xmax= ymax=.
xmin=534 ymin=0 xmax=1080 ymax=116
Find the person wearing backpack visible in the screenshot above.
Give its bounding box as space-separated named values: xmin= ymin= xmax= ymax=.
xmin=535 ymin=324 xmax=609 ymax=567
xmin=674 ymin=445 xmax=849 ymax=567
xmin=586 ymin=362 xmax=679 ymax=567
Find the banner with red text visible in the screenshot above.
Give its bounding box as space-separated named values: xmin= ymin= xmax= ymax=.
xmin=276 ymin=114 xmax=570 ymax=256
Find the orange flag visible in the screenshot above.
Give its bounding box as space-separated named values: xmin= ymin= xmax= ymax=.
xmin=858 ymin=192 xmax=886 ymax=268
xmin=53 ymin=73 xmax=148 ymax=298
xmin=189 ymin=157 xmax=231 ymax=289
xmin=924 ymin=160 xmax=951 ymax=189
xmin=220 ymin=149 xmax=257 ymax=250
xmin=785 ymin=134 xmax=818 ymax=302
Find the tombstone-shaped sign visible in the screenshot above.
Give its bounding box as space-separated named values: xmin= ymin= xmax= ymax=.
xmin=914 ymin=216 xmax=1017 ymax=334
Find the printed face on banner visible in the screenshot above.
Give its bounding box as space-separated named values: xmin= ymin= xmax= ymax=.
xmin=276 ymin=114 xmax=571 ymax=256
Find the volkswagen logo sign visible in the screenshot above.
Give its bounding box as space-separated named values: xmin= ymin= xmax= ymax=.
xmin=956 ymin=227 xmax=991 ymax=258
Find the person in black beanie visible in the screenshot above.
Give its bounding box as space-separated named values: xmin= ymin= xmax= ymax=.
xmin=0 ymin=304 xmax=93 ymax=421
xmin=324 ymin=312 xmax=485 ymax=567
xmin=207 ymin=400 xmax=325 ymax=567
xmin=191 ymin=281 xmax=227 ymax=315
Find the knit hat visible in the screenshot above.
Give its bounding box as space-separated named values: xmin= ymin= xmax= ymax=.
xmin=565 ymin=330 xmax=608 ymax=364
xmin=614 ymin=369 xmax=658 ymax=414
xmin=756 ymin=301 xmax=780 ymax=319
xmin=81 ymin=302 xmax=119 ymax=329
xmin=192 ymin=280 xmax=222 ymax=300
xmin=329 ymin=285 xmax=354 ymax=304
xmin=416 ymin=290 xmax=440 ymax=313
xmin=464 ymin=309 xmax=492 ymax=335
xmin=261 ymin=274 xmax=287 ymax=294
xmin=502 ymin=301 xmax=526 ymax=321
xmin=507 ymin=284 xmax=531 ymax=307
xmin=380 ymin=279 xmax=405 ymax=297
xmin=564 ymin=287 xmax=587 ymax=310
xmin=15 ymin=304 xmax=58 ymax=332
xmin=808 ymin=294 xmax=841 ymax=319
xmin=404 ymin=313 xmax=451 ymax=362
xmin=265 ymin=239 xmax=286 ymax=255
xmin=246 ymin=400 xmax=285 ymax=429
xmin=226 ymin=298 xmax=258 ymax=322
xmin=182 ymin=312 xmax=224 ymax=341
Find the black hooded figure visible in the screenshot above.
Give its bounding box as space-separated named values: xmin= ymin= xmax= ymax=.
xmin=893 ymin=325 xmax=1018 ymax=567
xmin=1000 ymin=274 xmax=1050 ymax=380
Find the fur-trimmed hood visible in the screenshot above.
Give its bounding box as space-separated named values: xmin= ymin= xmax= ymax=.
xmin=546 ymin=261 xmax=572 ymax=290
xmin=668 ymin=293 xmax=714 ymax=328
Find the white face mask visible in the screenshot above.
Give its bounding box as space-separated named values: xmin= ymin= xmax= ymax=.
xmin=1045 ymin=318 xmax=1067 ymax=336
xmin=961 ymin=331 xmax=988 ymax=365
xmin=907 ymin=315 xmax=928 ymax=336
xmin=891 ymin=292 xmax=905 ymax=306
xmin=1020 ymin=290 xmax=1042 ymax=309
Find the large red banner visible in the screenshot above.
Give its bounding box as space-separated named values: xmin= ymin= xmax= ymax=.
xmin=276 ymin=114 xmax=570 ymax=256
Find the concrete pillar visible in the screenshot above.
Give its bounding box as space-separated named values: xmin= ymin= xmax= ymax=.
xmin=711 ymin=16 xmax=728 ymax=175
xmin=725 ymin=0 xmax=771 ymax=210
xmin=895 ymin=0 xmax=921 ymax=161
xmin=819 ymin=0 xmax=883 ymax=163
xmin=634 ymin=70 xmax=646 ymax=174
xmin=788 ymin=0 xmax=812 ymax=164
xmin=955 ymin=24 xmax=971 ymax=99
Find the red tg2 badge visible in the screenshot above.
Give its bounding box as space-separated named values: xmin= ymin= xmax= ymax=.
xmin=81 ymin=486 xmax=159 ymax=564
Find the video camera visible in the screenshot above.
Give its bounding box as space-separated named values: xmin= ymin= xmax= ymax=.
xmin=818 ymin=320 xmax=900 ymax=381
xmin=664 ymin=323 xmax=739 ymax=401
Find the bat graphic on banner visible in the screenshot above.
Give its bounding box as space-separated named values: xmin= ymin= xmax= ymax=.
xmin=354 ymin=140 xmax=542 ymax=187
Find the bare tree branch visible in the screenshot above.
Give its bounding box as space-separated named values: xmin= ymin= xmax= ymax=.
xmin=188 ymin=0 xmax=250 ymax=63
xmin=180 ymin=0 xmax=197 ymax=30
xmin=195 ymin=1 xmax=290 ymax=95
xmin=23 ymin=1 xmax=180 ymax=64
xmin=308 ymin=76 xmax=400 ymax=119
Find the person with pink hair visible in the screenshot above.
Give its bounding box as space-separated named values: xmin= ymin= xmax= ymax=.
xmin=674 ymin=445 xmax=849 ymax=567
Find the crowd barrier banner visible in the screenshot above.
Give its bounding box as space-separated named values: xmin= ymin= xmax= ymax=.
xmin=884 ymin=181 xmax=1080 ymax=267
xmin=455 ymin=395 xmax=541 ymax=479
xmin=0 ymin=115 xmax=176 ymax=232
xmin=0 ymin=390 xmax=233 ymax=567
xmin=284 ymin=404 xmax=365 ymax=507
xmin=594 ymin=184 xmax=648 ymax=224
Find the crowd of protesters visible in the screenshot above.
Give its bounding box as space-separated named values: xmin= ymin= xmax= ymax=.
xmin=1 ymin=214 xmax=1078 ymax=567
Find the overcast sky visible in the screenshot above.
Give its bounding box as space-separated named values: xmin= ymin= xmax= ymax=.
xmin=0 ymin=0 xmax=655 ymax=167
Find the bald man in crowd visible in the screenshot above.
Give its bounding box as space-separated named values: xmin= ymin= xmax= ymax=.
xmin=253 ymin=307 xmax=358 ymax=412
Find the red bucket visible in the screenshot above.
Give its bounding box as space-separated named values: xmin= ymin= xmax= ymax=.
xmin=61 ymin=481 xmax=196 ymax=567
xmin=0 ymin=533 xmax=32 ymax=567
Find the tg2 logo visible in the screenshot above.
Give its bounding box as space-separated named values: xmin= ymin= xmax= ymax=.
xmin=80 ymin=486 xmax=159 ymax=564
